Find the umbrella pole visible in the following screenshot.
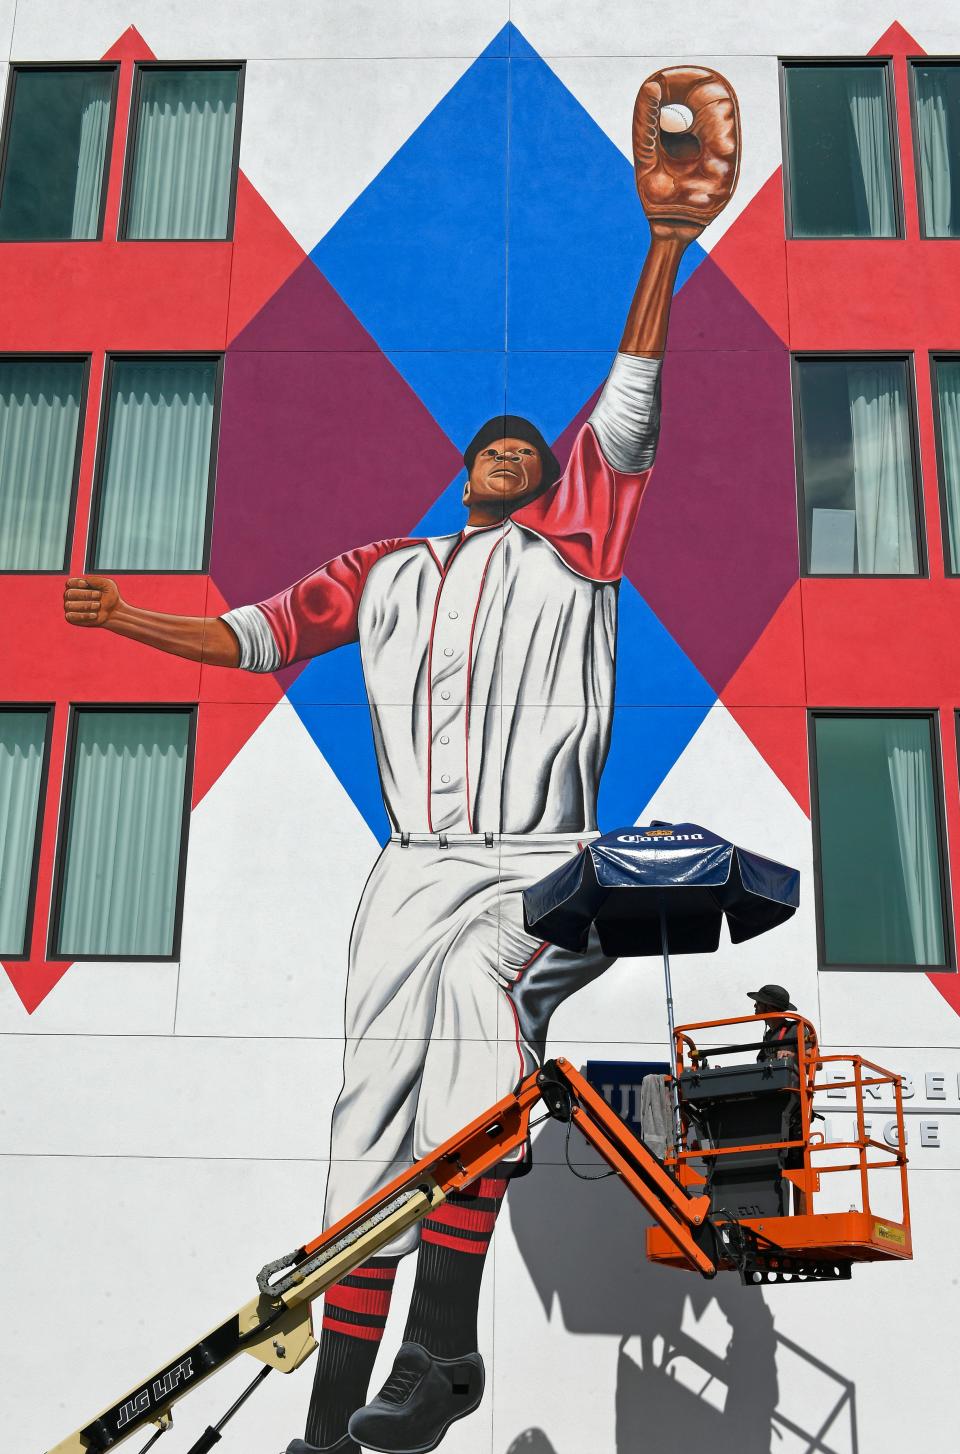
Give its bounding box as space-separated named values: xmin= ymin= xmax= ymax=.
xmin=659 ymin=899 xmax=682 ymax=1154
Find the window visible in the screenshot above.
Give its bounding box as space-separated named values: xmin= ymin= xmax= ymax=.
xmin=794 ymin=356 xmax=921 ymax=575
xmin=122 ymin=66 xmax=242 ymax=240
xmin=782 ymin=62 xmax=899 ymax=238
xmin=912 ymin=62 xmax=960 ymax=238
xmin=53 ymin=709 xmax=194 ymax=959
xmin=0 ymin=66 xmax=114 ymax=240
xmin=89 ymin=356 xmax=219 ymax=571
xmin=0 ymin=356 xmax=86 ymax=570
xmin=0 ymin=709 xmax=50 ymax=957
xmin=811 ymin=714 xmax=950 ymax=968
xmin=933 ymin=356 xmax=960 ymax=573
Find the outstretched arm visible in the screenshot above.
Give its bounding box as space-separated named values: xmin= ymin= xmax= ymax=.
xmin=586 ymin=67 xmax=740 ymax=475
xmin=63 ymin=576 xmax=240 ymax=665
xmin=515 ymin=67 xmax=741 ymax=575
xmin=621 ymin=67 xmax=740 ymax=357
xmin=63 ymin=540 xmax=414 ymax=671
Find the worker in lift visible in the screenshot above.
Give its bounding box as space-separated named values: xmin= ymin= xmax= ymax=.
xmin=748 ymin=983 xmax=803 ymax=1061
xmin=748 ymin=982 xmax=811 ymax=1212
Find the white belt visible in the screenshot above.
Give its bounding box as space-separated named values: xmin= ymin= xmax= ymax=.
xmin=389 ymin=831 xmax=598 ymax=848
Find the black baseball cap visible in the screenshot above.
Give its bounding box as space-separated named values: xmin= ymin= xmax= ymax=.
xmin=463 ymin=415 xmax=561 ymax=488
xmin=747 ymin=983 xmax=795 ymax=1011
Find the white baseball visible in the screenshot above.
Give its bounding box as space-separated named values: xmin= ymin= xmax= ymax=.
xmin=660 ymin=103 xmax=694 ymax=133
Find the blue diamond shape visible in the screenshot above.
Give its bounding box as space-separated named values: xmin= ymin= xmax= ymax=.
xmin=289 ymin=24 xmax=717 ymax=842
xmin=313 ymin=24 xmax=706 ymax=452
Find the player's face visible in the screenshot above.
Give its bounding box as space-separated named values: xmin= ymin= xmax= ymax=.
xmin=467 ymin=437 xmax=544 ymax=509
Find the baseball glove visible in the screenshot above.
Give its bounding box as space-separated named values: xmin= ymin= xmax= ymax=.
xmin=633 ymin=66 xmax=741 ymax=230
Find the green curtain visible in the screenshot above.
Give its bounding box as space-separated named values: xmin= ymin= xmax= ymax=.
xmin=0 ymin=68 xmax=112 ymax=240
xmin=915 ymin=65 xmax=960 ymax=237
xmin=93 ymin=359 xmax=216 ymax=570
xmin=847 ymin=361 xmax=917 ymax=574
xmin=0 ymin=712 xmax=47 ymax=955
xmin=71 ymin=73 xmax=112 ymax=237
xmin=56 ymin=712 xmax=191 ymax=958
xmin=126 ymin=69 xmax=239 ymax=240
xmin=0 ymin=358 xmax=84 ymax=569
xmin=816 ymin=716 xmax=946 ymax=967
xmin=936 ymin=360 xmax=960 ymax=571
xmin=785 ymin=65 xmax=896 ymax=238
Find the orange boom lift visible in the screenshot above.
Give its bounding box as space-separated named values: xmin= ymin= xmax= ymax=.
xmin=47 ymin=1019 xmax=910 ymax=1454
xmin=646 ymin=1011 xmax=911 ymax=1280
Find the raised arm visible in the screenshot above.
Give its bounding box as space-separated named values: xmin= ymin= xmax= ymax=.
xmin=621 ymin=66 xmax=740 ymax=356
xmin=63 ymin=576 xmax=240 ymax=665
xmin=586 ymin=67 xmax=740 ymax=476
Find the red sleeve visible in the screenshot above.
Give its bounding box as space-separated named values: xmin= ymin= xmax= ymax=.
xmin=255 ymin=538 xmax=414 ymax=666
xmin=512 ymin=423 xmax=650 ymax=582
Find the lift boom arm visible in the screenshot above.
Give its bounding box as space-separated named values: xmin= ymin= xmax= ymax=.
xmin=47 ymin=1058 xmax=716 ymax=1454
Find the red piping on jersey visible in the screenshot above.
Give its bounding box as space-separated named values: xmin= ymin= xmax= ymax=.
xmin=425 ymin=534 xmax=467 ymax=833
xmin=465 ymin=528 xmax=508 ymax=832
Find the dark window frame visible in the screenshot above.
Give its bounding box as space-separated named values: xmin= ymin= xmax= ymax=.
xmin=779 ymin=57 xmax=905 ymax=241
xmin=930 ymin=352 xmax=960 ymax=576
xmin=808 ymin=708 xmax=955 ymax=972
xmin=0 ymin=62 xmax=119 ymax=243
xmin=908 ymin=57 xmax=960 ymax=241
xmin=118 ymin=61 xmax=246 ymax=243
xmin=85 ymin=351 xmax=224 ymax=574
xmin=48 ymin=704 xmax=197 ymax=962
xmin=0 ymin=351 xmax=91 ymax=575
xmin=0 ymin=704 xmax=54 ymax=960
xmin=791 ymin=350 xmax=927 ymax=579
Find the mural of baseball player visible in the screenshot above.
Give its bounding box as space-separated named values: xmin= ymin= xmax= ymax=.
xmin=63 ymin=67 xmax=740 ymax=1454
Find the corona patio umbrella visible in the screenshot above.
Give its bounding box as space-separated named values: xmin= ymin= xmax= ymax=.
xmin=522 ymin=821 xmax=800 ymax=1141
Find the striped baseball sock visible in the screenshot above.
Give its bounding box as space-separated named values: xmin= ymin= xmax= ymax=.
xmin=303 ymin=1256 xmax=398 ymax=1447
xmin=402 ymin=1175 xmax=508 ymax=1358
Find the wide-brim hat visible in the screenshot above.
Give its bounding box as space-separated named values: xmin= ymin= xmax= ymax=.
xmin=747 ymin=983 xmax=795 ymax=1011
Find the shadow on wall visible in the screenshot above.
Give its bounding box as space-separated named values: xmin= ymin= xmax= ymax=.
xmin=505 ymin=1119 xmax=859 ymax=1454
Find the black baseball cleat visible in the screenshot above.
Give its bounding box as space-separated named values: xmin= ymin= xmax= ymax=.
xmin=347 ymin=1341 xmax=485 ymax=1453
xmin=284 ymin=1437 xmax=358 ymax=1453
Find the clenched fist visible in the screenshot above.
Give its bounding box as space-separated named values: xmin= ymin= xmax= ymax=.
xmin=64 ymin=575 xmax=121 ymax=628
xmin=633 ymin=67 xmax=740 ymax=235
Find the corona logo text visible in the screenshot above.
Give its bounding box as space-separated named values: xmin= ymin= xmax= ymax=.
xmin=616 ymin=832 xmax=706 ymax=843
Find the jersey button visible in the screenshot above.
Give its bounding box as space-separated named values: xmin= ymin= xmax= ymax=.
xmin=443 ymin=648 xmax=454 ymax=658
xmin=448 ymin=610 xmax=459 ymax=619
xmin=440 ymin=774 xmax=451 ymax=784
xmin=439 ymin=734 xmax=450 ymax=744
xmin=440 ymin=691 xmax=451 ymax=701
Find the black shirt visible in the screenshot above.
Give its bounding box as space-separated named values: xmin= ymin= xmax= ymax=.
xmin=757 ymin=1019 xmax=801 ymax=1063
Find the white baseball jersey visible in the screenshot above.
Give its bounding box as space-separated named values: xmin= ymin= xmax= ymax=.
xmin=222 ymin=352 xmax=662 ymax=1249
xmin=224 ymin=355 xmax=661 ymax=835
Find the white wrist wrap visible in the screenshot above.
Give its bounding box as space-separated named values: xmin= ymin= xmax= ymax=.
xmin=221 ymin=605 xmax=281 ymax=673
xmin=588 ymin=353 xmax=662 ymax=473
